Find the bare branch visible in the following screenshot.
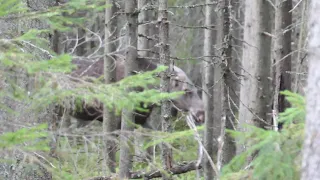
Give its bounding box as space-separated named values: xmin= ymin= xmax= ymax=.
xmin=171 ymin=22 xmax=216 ymax=30
xmin=130 ymin=161 xmax=203 ymax=179
xmin=138 ymin=33 xmax=158 ymax=41
xmin=87 ymin=161 xmax=203 ymax=180
xmin=186 ymin=115 xmax=220 ymax=176
xmin=168 ymin=2 xmax=217 ymax=9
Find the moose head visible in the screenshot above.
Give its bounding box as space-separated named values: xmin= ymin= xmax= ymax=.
xmin=169 ymin=66 xmax=205 ymax=124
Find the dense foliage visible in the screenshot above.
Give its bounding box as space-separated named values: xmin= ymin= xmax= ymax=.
xmin=0 ymin=1 xmax=185 ymax=179
xmin=221 ymin=91 xmax=305 ymax=180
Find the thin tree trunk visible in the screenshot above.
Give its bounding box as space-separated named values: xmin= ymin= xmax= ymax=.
xmin=103 ymin=0 xmax=118 ymax=173
xmin=149 ymin=0 xmax=159 ymax=60
xmin=138 ymin=0 xmax=149 ymax=58
xmin=136 ymin=0 xmax=155 ymax=160
xmin=76 ymin=28 xmax=86 ymax=56
xmin=158 ymin=0 xmax=173 ymax=179
xmin=119 ymin=0 xmax=138 ymax=178
xmin=203 ymin=1 xmax=215 ymax=179
xmin=273 ymin=0 xmax=292 ymax=130
xmin=238 ymin=0 xmax=272 ymax=154
xmin=51 ymin=0 xmax=71 ymax=135
xmin=52 ymin=30 xmax=64 ymax=54
xmin=301 ymin=1 xmax=320 ymax=179
xmin=230 ymin=0 xmax=242 ymax=89
xmin=220 ymin=0 xmax=237 ymax=165
xmin=230 ymin=0 xmax=242 ymax=100
xmin=46 ymin=3 xmax=64 ymax=164
xmin=229 ymin=0 xmax=242 ymax=156
xmin=293 ymin=0 xmax=308 ymax=94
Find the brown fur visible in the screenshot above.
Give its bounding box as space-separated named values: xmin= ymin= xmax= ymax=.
xmin=58 ymin=57 xmax=204 ymax=128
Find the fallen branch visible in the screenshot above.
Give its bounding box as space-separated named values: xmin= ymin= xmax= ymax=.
xmin=87 ymin=161 xmax=202 ymax=180
xmin=130 ymin=161 xmax=202 ymax=179
xmin=186 ymin=115 xmax=220 ymax=176
xmin=87 ymin=176 xmax=114 ymax=180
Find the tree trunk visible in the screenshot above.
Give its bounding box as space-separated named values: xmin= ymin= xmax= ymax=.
xmin=76 ymin=28 xmax=87 ymax=56
xmin=227 ymin=0 xmax=242 ymax=157
xmin=135 ymin=0 xmax=156 ymax=161
xmin=149 ymin=0 xmax=159 ymax=60
xmin=230 ymin=0 xmax=242 ymax=91
xmin=273 ymin=0 xmax=292 ymax=130
xmin=238 ymin=0 xmax=272 ymax=153
xmin=119 ymin=0 xmax=138 ymax=178
xmin=301 ymin=1 xmax=320 ymax=179
xmin=158 ymin=0 xmax=173 ymax=179
xmin=220 ymin=0 xmax=237 ymax=165
xmin=230 ymin=0 xmax=242 ymax=105
xmin=51 ymin=0 xmax=67 ymax=55
xmin=293 ymin=0 xmax=309 ymax=94
xmin=103 ymin=0 xmax=118 ymax=174
xmin=203 ymin=1 xmax=216 ymax=179
xmin=138 ymin=0 xmax=149 ymax=58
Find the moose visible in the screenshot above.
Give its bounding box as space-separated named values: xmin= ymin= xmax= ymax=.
xmin=57 ymin=57 xmax=205 ymax=129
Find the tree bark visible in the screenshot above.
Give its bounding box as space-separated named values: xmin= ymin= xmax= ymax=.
xmin=149 ymin=0 xmax=159 ymax=60
xmin=273 ymin=0 xmax=292 ymax=130
xmin=238 ymin=0 xmax=272 ymax=153
xmin=138 ymin=0 xmax=149 ymax=58
xmin=220 ymin=0 xmax=237 ymax=165
xmin=203 ymin=0 xmax=216 ymax=179
xmin=293 ymin=0 xmax=309 ymax=94
xmin=158 ymin=0 xmax=173 ymax=179
xmin=76 ymin=27 xmax=87 ymax=56
xmin=119 ymin=0 xmax=138 ymax=178
xmin=103 ymin=0 xmax=118 ymax=173
xmin=136 ymin=0 xmax=157 ymax=160
xmin=226 ymin=0 xmax=242 ymax=159
xmin=301 ymin=1 xmax=320 ymax=179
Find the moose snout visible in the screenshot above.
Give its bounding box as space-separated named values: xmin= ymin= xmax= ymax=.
xmin=190 ymin=109 xmax=205 ymax=124
xmin=196 ymin=110 xmax=205 ymax=123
